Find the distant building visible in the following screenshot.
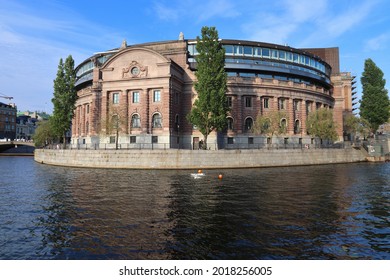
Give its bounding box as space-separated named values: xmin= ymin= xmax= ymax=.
xmin=0 ymin=102 xmax=17 ymax=140
xmin=72 ymin=37 xmax=355 ymax=149
xmin=16 ymin=111 xmax=50 ymax=141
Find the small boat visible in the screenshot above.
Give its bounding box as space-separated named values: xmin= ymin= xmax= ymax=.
xmin=191 ymin=173 xmax=205 ymax=179
xmin=191 ymin=169 xmax=205 ymax=179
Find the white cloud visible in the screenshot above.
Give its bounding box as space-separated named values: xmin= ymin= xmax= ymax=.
xmin=365 ymin=33 xmax=390 ymax=51
xmin=153 ymin=2 xmax=180 ymax=21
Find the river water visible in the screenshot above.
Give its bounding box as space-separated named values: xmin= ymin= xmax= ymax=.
xmin=0 ymin=156 xmax=389 ymax=260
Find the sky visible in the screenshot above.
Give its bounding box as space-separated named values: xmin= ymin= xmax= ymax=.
xmin=0 ymin=0 xmax=389 ymax=113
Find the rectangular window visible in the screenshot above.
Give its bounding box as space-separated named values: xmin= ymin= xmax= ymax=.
xmin=227 ymin=96 xmax=232 ymax=107
xmin=152 ymin=136 xmax=158 ymax=143
xmin=224 ymin=45 xmax=234 ymax=55
xmin=243 ymin=46 xmax=253 ymax=56
xmin=109 ymin=136 xmax=116 ymax=143
xmin=271 ymin=50 xmax=278 ymax=59
xmin=153 ymin=90 xmax=161 ymax=102
xmin=112 ymin=92 xmax=119 ymax=104
xmin=279 ymin=51 xmax=286 ymax=60
xmin=286 ymin=52 xmax=293 ymax=61
xmin=263 ymin=98 xmax=269 ymax=109
xmin=130 ymin=136 xmax=136 ymax=143
xmin=234 ymin=45 xmax=243 ymax=55
xmin=293 ymin=53 xmax=299 ymax=63
xmin=262 ymin=48 xmax=270 ymax=57
xmin=132 ymin=91 xmax=140 ymax=103
xmin=294 ymin=100 xmax=301 ymax=111
xmin=253 ymin=47 xmax=261 ymax=57
xmin=227 ymin=137 xmax=234 ymax=144
xmin=86 ymin=104 xmax=90 ymax=114
xmin=245 ymin=97 xmax=252 ymax=107
xmin=248 ymin=137 xmax=254 ymax=145
xmin=279 ymin=98 xmax=286 ymax=110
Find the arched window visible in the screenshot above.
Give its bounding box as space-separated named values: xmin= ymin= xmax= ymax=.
xmin=152 ymin=113 xmax=162 ymax=128
xmin=227 ymin=117 xmax=234 ymax=130
xmin=294 ymin=119 xmax=300 ymax=134
xmin=244 ymin=117 xmax=253 ymax=132
xmin=280 ymin=118 xmax=287 ymax=133
xmin=131 ymin=114 xmax=141 ymax=128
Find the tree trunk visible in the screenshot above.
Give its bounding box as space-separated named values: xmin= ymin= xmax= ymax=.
xmin=62 ymin=133 xmax=66 ymax=149
xmin=203 ymin=134 xmax=208 ymax=150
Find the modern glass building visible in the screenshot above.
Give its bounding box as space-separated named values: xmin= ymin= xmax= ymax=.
xmin=72 ymin=36 xmax=356 ymax=149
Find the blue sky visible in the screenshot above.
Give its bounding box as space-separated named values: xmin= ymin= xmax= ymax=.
xmin=0 ymin=0 xmax=389 ymax=113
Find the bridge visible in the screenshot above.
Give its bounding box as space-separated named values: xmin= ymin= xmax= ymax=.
xmin=0 ymin=141 xmax=35 ymax=154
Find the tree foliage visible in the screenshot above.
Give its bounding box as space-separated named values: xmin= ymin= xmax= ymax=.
xmin=51 ymin=55 xmax=77 ymax=147
xmin=344 ymin=113 xmax=371 ymax=140
xmin=253 ymin=111 xmax=288 ymax=141
xmin=33 ymin=120 xmax=55 ymax=147
xmin=104 ymin=103 xmax=127 ymax=150
xmin=306 ymin=108 xmax=338 ymax=142
xmin=187 ymin=26 xmax=228 ymax=149
xmin=360 ymin=58 xmax=390 ymax=132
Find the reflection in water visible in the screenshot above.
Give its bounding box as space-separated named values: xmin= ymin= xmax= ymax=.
xmin=0 ymin=157 xmax=389 ymax=259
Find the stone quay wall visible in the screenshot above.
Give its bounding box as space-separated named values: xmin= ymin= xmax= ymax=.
xmin=34 ymin=148 xmax=367 ymax=169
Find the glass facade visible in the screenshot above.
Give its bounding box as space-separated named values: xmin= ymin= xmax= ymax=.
xmin=188 ymin=41 xmax=331 ymax=87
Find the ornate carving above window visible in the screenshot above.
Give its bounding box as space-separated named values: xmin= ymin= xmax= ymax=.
xmin=122 ymin=61 xmax=148 ymax=78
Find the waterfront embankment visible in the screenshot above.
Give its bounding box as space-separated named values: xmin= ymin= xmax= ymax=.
xmin=34 ymin=148 xmax=367 ymax=169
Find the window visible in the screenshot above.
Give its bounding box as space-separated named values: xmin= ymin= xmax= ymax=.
xmin=227 ymin=96 xmax=232 ymax=107
xmin=131 ymin=114 xmax=140 ymax=128
xmin=130 ymin=136 xmax=136 ymax=143
xmin=248 ymin=137 xmax=254 ymax=144
xmin=234 ymin=45 xmax=243 ymax=55
xmin=280 ymin=118 xmax=287 ymax=132
xmin=152 ymin=136 xmax=158 ymax=143
xmin=279 ymin=98 xmax=286 ymax=110
xmin=132 ymin=91 xmax=140 ymax=103
xmin=224 ymin=45 xmax=234 ymax=55
xmin=263 ymin=98 xmax=269 ymax=109
xmin=243 ymin=46 xmax=253 ymax=56
xmin=227 ymin=137 xmax=234 ymax=144
xmin=293 ymin=100 xmax=301 ymax=111
xmin=262 ymin=48 xmax=270 ymax=57
xmin=113 ymin=92 xmax=119 ymax=104
xmin=294 ymin=120 xmax=300 ymax=134
xmin=306 ymin=101 xmax=312 ymax=114
xmin=245 ymin=97 xmax=252 ymax=107
xmin=227 ymin=117 xmax=234 ymax=130
xmin=152 ymin=113 xmax=162 ymax=128
xmin=109 ymin=136 xmax=116 ymax=143
xmin=86 ymin=104 xmax=90 ymax=114
xmin=153 ymin=90 xmax=161 ymax=102
xmin=244 ymin=117 xmax=253 ymax=132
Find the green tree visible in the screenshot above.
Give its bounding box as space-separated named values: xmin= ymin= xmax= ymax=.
xmin=33 ymin=120 xmax=55 ymax=147
xmin=360 ymin=58 xmax=390 ymax=132
xmin=51 ymin=55 xmax=77 ymax=148
xmin=253 ymin=111 xmax=288 ymax=143
xmin=306 ymin=108 xmax=338 ymax=143
xmin=104 ymin=104 xmax=127 ymax=150
xmin=187 ymin=26 xmax=228 ymax=149
xmin=344 ymin=113 xmax=371 ymax=140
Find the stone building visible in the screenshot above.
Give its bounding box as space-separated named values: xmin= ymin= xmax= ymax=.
xmin=72 ymin=36 xmax=355 ymax=149
xmin=0 ymin=102 xmax=17 ymax=140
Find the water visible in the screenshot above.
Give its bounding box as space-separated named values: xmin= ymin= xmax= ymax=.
xmin=0 ymin=156 xmax=389 ymax=260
